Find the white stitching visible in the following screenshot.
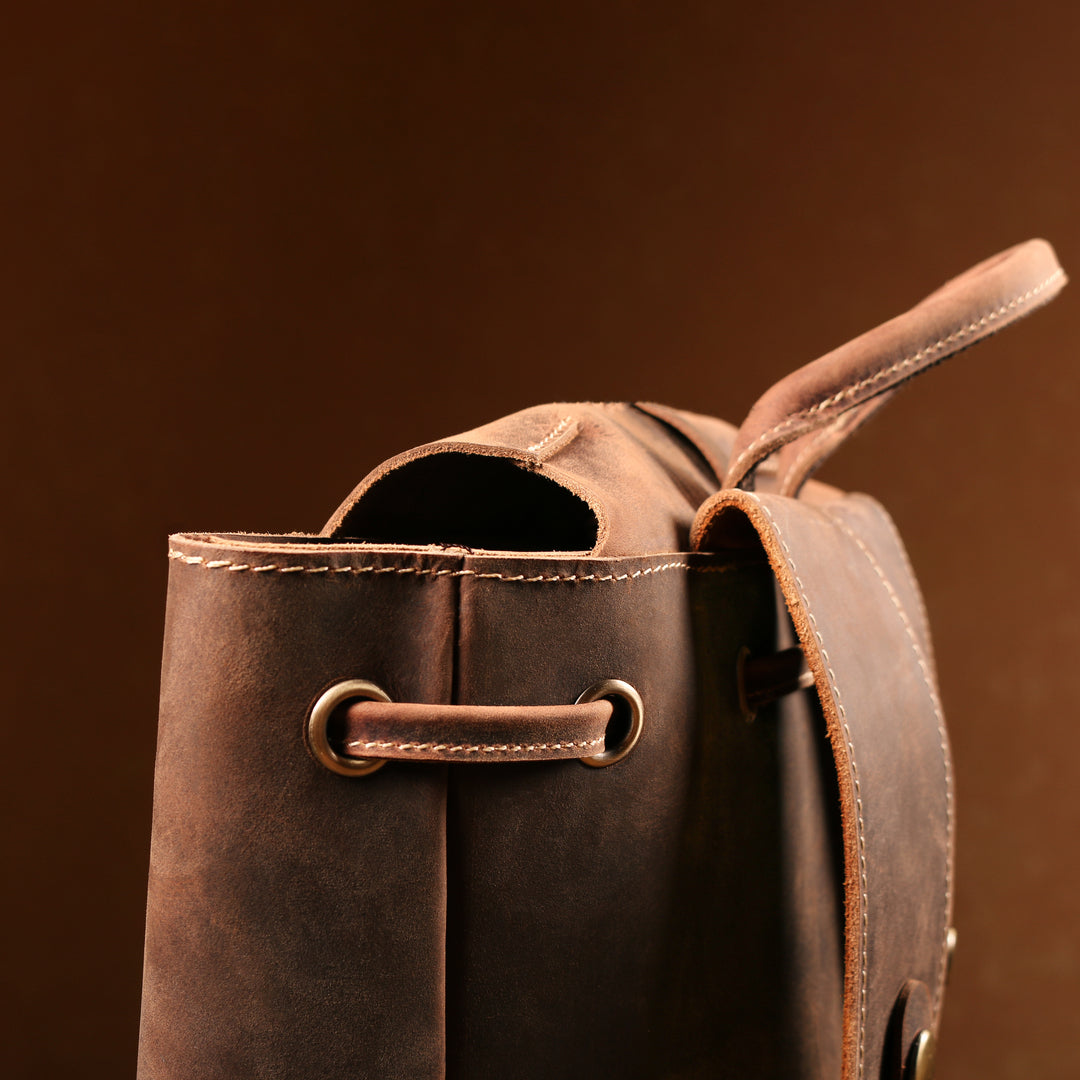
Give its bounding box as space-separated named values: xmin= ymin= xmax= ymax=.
xmin=848 ymin=495 xmax=937 ymax=676
xmin=823 ymin=509 xmax=954 ymax=1023
xmin=752 ymin=495 xmax=869 ymax=1077
xmin=527 ymin=415 xmax=573 ymax=453
xmin=780 ymin=413 xmax=850 ymax=495
xmin=168 ymin=550 xmax=737 ymax=582
xmin=344 ymin=736 xmax=605 ymax=754
xmin=730 ymin=269 xmax=1065 ymax=483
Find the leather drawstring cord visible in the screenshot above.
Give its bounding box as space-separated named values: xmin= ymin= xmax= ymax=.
xmin=309 ymin=653 xmax=813 ymax=775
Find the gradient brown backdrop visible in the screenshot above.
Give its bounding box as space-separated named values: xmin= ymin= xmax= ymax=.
xmin=4 ymin=3 xmax=1079 ymax=1077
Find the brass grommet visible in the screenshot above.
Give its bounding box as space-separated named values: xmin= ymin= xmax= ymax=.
xmin=307 ymin=679 xmax=391 ymax=777
xmin=906 ymin=1029 xmax=936 ymax=1080
xmin=578 ymin=679 xmax=644 ymax=768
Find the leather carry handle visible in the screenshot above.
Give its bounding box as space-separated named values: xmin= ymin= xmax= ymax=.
xmin=724 ymin=238 xmax=1066 ymax=493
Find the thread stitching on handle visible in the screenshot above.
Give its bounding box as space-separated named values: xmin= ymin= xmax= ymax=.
xmin=753 ymin=495 xmax=868 ymax=1078
xmin=729 ymin=268 xmax=1064 ymax=484
xmin=779 ymin=412 xmax=852 ymax=496
xmin=824 ymin=509 xmax=954 ymax=1022
xmin=344 ymin=736 xmax=605 ymax=755
xmin=170 ymin=550 xmax=737 ymax=583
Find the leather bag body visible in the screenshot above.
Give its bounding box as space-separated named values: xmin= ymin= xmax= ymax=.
xmin=138 ymin=240 xmax=1065 ymax=1079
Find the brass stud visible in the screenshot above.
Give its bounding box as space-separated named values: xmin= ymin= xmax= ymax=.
xmin=946 ymin=926 xmax=958 ymax=982
xmin=906 ymin=1029 xmax=936 ymax=1080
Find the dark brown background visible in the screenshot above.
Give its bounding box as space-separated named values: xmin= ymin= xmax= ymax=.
xmin=4 ymin=3 xmax=1078 ymax=1077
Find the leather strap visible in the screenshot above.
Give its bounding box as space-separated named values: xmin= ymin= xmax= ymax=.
xmin=337 ymin=699 xmax=614 ymax=763
xmin=333 ymin=660 xmax=812 ymax=765
xmin=724 ymin=238 xmax=1066 ymax=492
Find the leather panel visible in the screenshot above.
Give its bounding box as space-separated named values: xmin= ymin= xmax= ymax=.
xmin=138 ymin=537 xmax=458 ymax=1079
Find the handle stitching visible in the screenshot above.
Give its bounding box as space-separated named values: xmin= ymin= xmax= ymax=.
xmin=779 ymin=413 xmax=851 ymax=496
xmin=729 ymin=268 xmax=1064 ymax=484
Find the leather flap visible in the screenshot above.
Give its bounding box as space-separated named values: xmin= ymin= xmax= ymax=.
xmin=695 ymin=488 xmax=953 ymax=1080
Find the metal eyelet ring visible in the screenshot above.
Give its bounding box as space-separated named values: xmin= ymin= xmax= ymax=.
xmin=578 ymin=679 xmax=644 ymax=768
xmin=307 ymin=679 xmax=391 ymax=777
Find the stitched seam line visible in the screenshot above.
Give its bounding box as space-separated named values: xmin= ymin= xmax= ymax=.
xmin=825 ymin=510 xmax=954 ymax=1021
xmin=753 ymin=495 xmax=868 ymax=1078
xmin=849 ymin=496 xmax=937 ymax=675
xmin=169 ymin=550 xmax=736 ymax=582
xmin=731 ymin=268 xmax=1065 ymax=481
xmin=344 ymin=736 xmax=604 ymax=754
xmin=527 ymin=415 xmax=573 ymax=452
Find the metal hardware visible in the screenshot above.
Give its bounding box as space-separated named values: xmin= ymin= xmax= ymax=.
xmin=308 ymin=679 xmax=392 ymax=776
xmin=905 ymin=1029 xmax=936 ymax=1080
xmin=578 ymin=679 xmax=644 ymax=767
xmin=945 ymin=926 xmax=957 ymax=982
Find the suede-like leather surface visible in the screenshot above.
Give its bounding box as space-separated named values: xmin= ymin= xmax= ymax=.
xmin=144 ymin=534 xmax=848 ymax=1079
xmin=444 ymin=552 xmax=823 ymax=1078
xmin=139 ymin=398 xmax=861 ymax=1077
xmin=140 ymin=248 xmax=1025 ymax=1075
xmin=140 ymin=546 xmax=457 ymax=1077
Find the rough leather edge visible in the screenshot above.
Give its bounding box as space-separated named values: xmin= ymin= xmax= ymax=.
xmin=757 ymin=497 xmax=862 ymax=1075
xmin=166 ymin=534 xmax=749 ymax=584
xmin=694 ymin=489 xmax=863 ymax=1078
xmin=693 ymin=486 xmax=953 ymax=1079
xmin=319 ymin=438 xmax=612 ymax=553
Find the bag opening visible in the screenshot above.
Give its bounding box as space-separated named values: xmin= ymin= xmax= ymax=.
xmin=334 ymin=452 xmax=600 ymax=552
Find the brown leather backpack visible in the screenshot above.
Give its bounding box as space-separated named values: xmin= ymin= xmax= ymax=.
xmin=138 ymin=239 xmax=1064 ymax=1079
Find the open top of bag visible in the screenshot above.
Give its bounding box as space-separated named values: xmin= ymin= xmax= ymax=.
xmin=320 ymin=401 xmax=744 ymax=556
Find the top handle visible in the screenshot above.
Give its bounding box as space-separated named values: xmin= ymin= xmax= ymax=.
xmin=722 ymin=239 xmax=1066 ymax=495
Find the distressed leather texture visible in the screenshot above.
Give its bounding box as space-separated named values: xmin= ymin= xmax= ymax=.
xmin=138 ymin=239 xmax=1064 ymax=1079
